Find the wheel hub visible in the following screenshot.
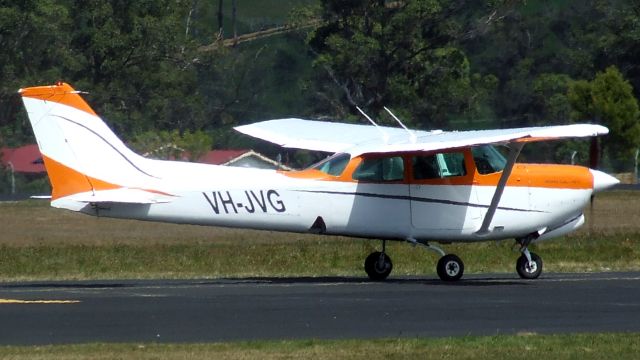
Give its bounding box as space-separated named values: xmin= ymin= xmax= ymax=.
xmin=375 ymin=258 xmax=388 ymax=273
xmin=525 ymin=261 xmax=538 ymax=273
xmin=446 ymin=261 xmax=460 ymax=276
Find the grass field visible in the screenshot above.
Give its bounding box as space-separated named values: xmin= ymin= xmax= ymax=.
xmin=0 ymin=190 xmax=638 ymax=281
xmin=0 ymin=191 xmax=638 ymax=357
xmin=0 ymin=333 xmax=639 ymax=359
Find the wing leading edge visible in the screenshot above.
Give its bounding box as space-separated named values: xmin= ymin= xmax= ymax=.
xmin=235 ymin=118 xmax=608 ymax=155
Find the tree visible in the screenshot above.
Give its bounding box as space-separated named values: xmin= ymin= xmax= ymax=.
xmin=307 ymin=0 xmax=512 ymax=129
xmin=130 ymin=129 xmax=212 ymax=161
xmin=65 ymin=1 xmax=206 ymax=136
xmin=463 ymin=2 xmax=609 ymax=128
xmin=589 ymin=1 xmax=640 ymax=100
xmin=0 ymin=0 xmax=72 ymax=145
xmin=568 ymin=66 xmax=640 ymax=170
xmin=532 ymin=73 xmax=572 ymax=123
xmin=0 ymin=0 xmax=212 ymax=146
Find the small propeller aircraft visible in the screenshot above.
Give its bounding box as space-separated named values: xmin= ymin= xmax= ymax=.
xmin=20 ymin=82 xmax=619 ymax=281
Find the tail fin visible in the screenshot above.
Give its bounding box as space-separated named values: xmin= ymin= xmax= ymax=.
xmin=19 ymin=82 xmax=158 ymax=201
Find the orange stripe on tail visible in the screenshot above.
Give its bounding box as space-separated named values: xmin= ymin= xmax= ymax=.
xmin=42 ymin=155 xmax=121 ymax=200
xmin=19 ymin=82 xmax=97 ymax=116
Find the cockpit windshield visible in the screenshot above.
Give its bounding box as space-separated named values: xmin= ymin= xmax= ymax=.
xmin=471 ymin=145 xmax=507 ymax=174
xmin=309 ymin=153 xmax=351 ymax=176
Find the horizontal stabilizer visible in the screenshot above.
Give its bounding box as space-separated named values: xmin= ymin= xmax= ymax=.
xmin=68 ymin=188 xmax=175 ymax=204
xmin=30 ymin=195 xmax=52 ymax=200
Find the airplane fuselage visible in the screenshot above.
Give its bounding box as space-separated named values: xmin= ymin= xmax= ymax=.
xmin=55 ymin=151 xmax=593 ymax=244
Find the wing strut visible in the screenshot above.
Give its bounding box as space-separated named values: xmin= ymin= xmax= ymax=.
xmin=475 ymin=142 xmax=524 ymax=236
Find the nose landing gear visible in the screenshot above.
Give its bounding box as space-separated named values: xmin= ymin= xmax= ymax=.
xmin=516 ymin=250 xmax=543 ymax=279
xmin=515 ymin=236 xmax=543 ymax=279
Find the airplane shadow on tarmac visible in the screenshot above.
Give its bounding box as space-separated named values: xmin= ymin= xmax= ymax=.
xmin=0 ymin=275 xmax=530 ymax=289
xmin=203 ymin=275 xmax=530 ymax=287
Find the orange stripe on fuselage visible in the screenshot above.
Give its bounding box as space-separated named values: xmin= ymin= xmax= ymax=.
xmin=42 ymin=155 xmax=121 ymax=200
xmin=477 ymin=163 xmax=593 ymax=189
xmin=284 ymin=156 xmax=594 ymax=190
xmin=19 ymin=83 xmax=97 ymax=116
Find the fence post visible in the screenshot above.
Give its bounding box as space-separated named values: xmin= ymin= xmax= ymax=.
xmin=634 ymin=148 xmax=639 ymax=184
xmin=7 ymin=161 xmax=15 ymax=194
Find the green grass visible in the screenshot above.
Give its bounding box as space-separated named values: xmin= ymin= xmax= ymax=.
xmin=0 ymin=193 xmax=638 ymax=357
xmin=0 ymin=333 xmax=639 ymax=359
xmin=0 ymin=232 xmax=638 ymax=281
xmin=0 ymin=190 xmax=638 ymax=281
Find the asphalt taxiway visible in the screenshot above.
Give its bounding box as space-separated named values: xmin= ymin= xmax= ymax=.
xmin=1 ymin=272 xmax=639 ymax=345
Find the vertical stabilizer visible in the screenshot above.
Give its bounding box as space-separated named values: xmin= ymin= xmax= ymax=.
xmin=19 ymin=82 xmax=156 ymax=200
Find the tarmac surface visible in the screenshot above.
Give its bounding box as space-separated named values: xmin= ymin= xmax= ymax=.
xmin=1 ymin=272 xmax=640 ymax=345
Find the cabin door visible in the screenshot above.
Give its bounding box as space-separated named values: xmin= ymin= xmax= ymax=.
xmin=409 ymin=151 xmax=482 ymax=231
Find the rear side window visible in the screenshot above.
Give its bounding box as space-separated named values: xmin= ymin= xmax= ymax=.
xmin=353 ymin=156 xmax=405 ymax=182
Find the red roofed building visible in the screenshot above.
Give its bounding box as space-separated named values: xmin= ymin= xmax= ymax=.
xmin=197 ymin=149 xmax=292 ymax=170
xmin=0 ymin=145 xmax=290 ymax=196
xmin=198 ymin=149 xmax=252 ymax=165
xmin=0 ymin=144 xmax=46 ymax=174
xmin=1 ymin=145 xmax=291 ymax=174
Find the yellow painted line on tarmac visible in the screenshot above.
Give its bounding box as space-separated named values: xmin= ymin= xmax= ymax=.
xmin=0 ymin=298 xmax=80 ymax=304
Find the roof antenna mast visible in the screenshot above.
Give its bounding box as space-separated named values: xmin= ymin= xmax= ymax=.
xmin=384 ymin=106 xmax=417 ymax=144
xmin=356 ymin=106 xmax=389 ymax=144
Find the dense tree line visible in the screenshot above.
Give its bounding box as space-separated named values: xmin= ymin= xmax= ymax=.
xmin=1 ymin=0 xmax=640 ymax=179
xmin=301 ymin=0 xmax=640 ymax=169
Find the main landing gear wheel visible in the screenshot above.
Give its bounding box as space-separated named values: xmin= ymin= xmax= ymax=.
xmin=364 ymin=251 xmax=393 ymax=281
xmin=437 ymin=254 xmax=464 ymax=282
xmin=516 ymin=252 xmax=543 ymax=279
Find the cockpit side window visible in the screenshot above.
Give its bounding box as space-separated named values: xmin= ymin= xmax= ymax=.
xmin=472 ymin=145 xmax=507 ymax=175
xmin=311 ymin=153 xmax=351 ymax=176
xmin=352 ymin=156 xmax=405 ymax=182
xmin=413 ymin=152 xmax=466 ymax=179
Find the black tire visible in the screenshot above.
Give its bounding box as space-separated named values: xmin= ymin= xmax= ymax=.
xmin=516 ymin=252 xmax=543 ymax=279
xmin=437 ymin=254 xmax=464 ymax=281
xmin=364 ymin=251 xmax=392 ymax=281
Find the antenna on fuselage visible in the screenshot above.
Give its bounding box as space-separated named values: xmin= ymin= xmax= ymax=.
xmin=356 ymin=106 xmax=389 ymax=144
xmin=384 ymin=106 xmax=417 ymax=144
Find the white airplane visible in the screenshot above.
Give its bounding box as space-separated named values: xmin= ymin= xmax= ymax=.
xmin=20 ymin=82 xmax=619 ymax=281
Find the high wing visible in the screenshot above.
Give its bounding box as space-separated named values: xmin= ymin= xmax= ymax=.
xmin=234 ymin=118 xmax=441 ymax=153
xmin=234 ymin=118 xmax=608 ymax=155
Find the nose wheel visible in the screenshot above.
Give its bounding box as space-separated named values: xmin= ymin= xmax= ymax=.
xmin=515 ymin=236 xmax=543 ymax=279
xmin=516 ymin=251 xmax=543 ymax=279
